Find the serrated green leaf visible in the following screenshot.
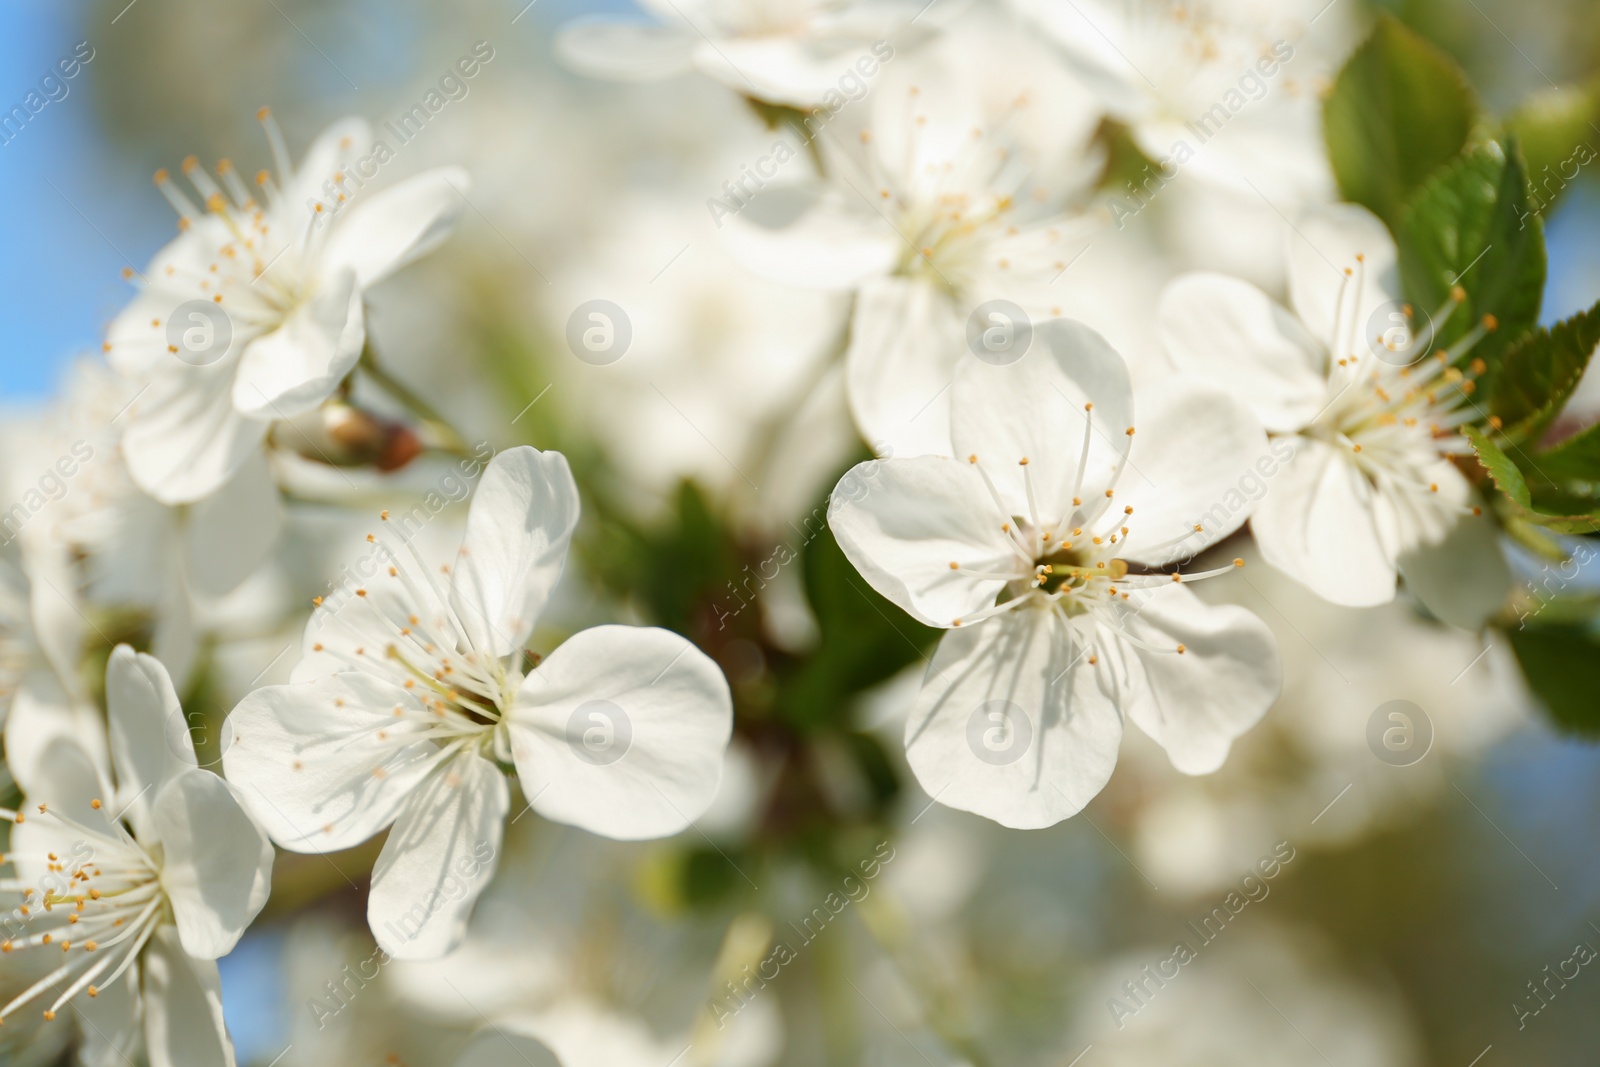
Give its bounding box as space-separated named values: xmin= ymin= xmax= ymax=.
xmin=1503 ymin=80 xmax=1600 ymax=217
xmin=1323 ymin=15 xmax=1478 ymax=229
xmin=1398 ymin=144 xmax=1545 ymax=372
xmin=1464 ymin=424 xmax=1531 ymax=507
xmin=1489 ymin=300 xmax=1600 ymax=442
xmin=1508 ymin=623 xmax=1600 ymax=738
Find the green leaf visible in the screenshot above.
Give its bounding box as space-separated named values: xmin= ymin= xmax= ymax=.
xmin=1508 ymin=623 xmax=1600 ymax=738
xmin=1323 ymin=15 xmax=1478 ymax=229
xmin=1463 ymin=424 xmax=1530 ymax=507
xmin=1503 ymin=80 xmax=1600 ymax=217
xmin=1398 ymin=143 xmax=1545 ymax=372
xmin=1538 ymin=420 xmax=1600 ymax=482
xmin=1469 ymin=426 xmax=1600 ymax=533
xmin=1489 ymin=300 xmax=1600 ymax=442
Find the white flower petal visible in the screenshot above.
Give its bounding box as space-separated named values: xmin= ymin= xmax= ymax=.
xmin=950 ymin=318 xmax=1133 ymax=526
xmin=322 ymin=167 xmax=471 ymax=289
xmin=151 ymin=770 xmax=273 ymax=959
xmin=368 ymin=751 xmax=507 ymax=961
xmin=694 ymin=37 xmax=873 ymax=107
xmin=123 ymin=361 xmax=269 ymax=505
xmin=1103 ymin=585 xmax=1280 ymax=774
xmin=141 ymin=927 xmax=236 ymax=1067
xmin=287 ymin=116 xmax=376 ymax=209
xmin=510 ymin=625 xmax=732 ymax=840
xmin=1251 ymin=436 xmax=1397 ymax=606
xmin=827 ymin=457 xmax=1020 ymax=627
xmin=1158 ymin=272 xmax=1327 ymax=432
xmin=719 ymin=183 xmax=899 ymax=290
xmin=184 ymin=450 xmax=284 ymax=598
xmin=553 ymin=16 xmax=697 ymax=81
xmin=1397 ymin=508 xmax=1511 ymax=630
xmin=904 ymin=604 xmax=1122 ymax=829
xmin=451 ymin=446 xmax=581 ymax=658
xmin=106 ymin=646 xmax=196 ymax=837
xmin=231 ymin=268 xmax=365 ymax=421
xmin=10 ymin=737 xmax=113 ymax=888
xmin=222 ymin=673 xmax=441 ymax=853
xmin=3 ymin=671 xmax=104 ymax=803
xmin=845 ymin=276 xmax=966 ymax=458
xmin=1286 ymin=202 xmax=1401 ymax=348
xmin=1116 ymin=377 xmax=1269 ymax=566
xmin=75 ymin=967 xmax=142 ymax=1067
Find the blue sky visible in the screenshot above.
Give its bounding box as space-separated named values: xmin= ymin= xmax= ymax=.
xmin=0 ymin=6 xmax=180 ymax=400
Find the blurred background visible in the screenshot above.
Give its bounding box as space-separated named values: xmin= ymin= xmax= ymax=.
xmin=4 ymin=0 xmax=1600 ymax=1064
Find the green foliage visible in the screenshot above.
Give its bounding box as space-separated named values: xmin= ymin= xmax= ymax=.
xmin=1463 ymin=425 xmax=1530 ymax=507
xmin=1539 ymin=423 xmax=1600 ymax=482
xmin=1508 ymin=623 xmax=1600 ymax=738
xmin=1398 ymin=144 xmax=1545 ymax=371
xmin=1463 ymin=304 xmax=1600 ymax=534
xmin=1324 ymin=14 xmax=1478 ymax=229
xmin=1489 ymin=300 xmax=1600 ymax=443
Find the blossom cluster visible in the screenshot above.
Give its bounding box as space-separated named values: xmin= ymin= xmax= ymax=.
xmin=3 ymin=0 xmax=1598 ymax=1064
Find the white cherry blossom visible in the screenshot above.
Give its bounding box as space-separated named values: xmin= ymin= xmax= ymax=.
xmin=222 ymin=446 xmax=733 ymax=958
xmin=1158 ymin=203 xmax=1511 ymax=626
xmin=721 ymin=25 xmax=1121 ymax=456
xmin=0 ymin=360 xmax=282 ymax=688
xmin=103 ymin=110 xmax=468 ymax=504
xmin=0 ymin=647 xmax=272 ymax=1065
xmin=1010 ymin=0 xmax=1336 ymax=203
xmin=555 ymin=0 xmax=925 ymax=107
xmin=828 ymin=320 xmax=1280 ymax=828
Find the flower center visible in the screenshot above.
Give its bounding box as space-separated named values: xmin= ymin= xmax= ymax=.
xmin=306 ymin=514 xmax=523 ymax=759
xmin=1309 ymin=263 xmax=1491 ymax=513
xmin=0 ymin=802 xmax=167 ymax=1023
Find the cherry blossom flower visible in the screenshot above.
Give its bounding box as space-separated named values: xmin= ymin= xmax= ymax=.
xmin=555 ymin=0 xmax=925 ymax=107
xmin=828 ymin=320 xmax=1280 ymax=828
xmin=103 ymin=110 xmax=468 ymax=504
xmin=0 ymin=647 xmax=272 ymax=1065
xmin=223 ymin=446 xmax=732 ymax=958
xmin=720 ymin=26 xmax=1124 ymax=456
xmin=1011 ymin=0 xmax=1336 ymax=203
xmin=1158 ymin=203 xmax=1511 ymax=626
